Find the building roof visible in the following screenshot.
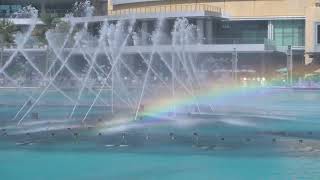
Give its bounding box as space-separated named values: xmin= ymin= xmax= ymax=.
xmin=1 ymin=0 xmax=77 ymax=6
xmin=112 ymin=0 xmax=162 ymax=5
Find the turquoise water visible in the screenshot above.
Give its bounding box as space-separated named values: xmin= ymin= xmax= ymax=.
xmin=1 ymin=149 xmax=319 ymax=180
xmin=1 ymin=89 xmax=320 ymax=179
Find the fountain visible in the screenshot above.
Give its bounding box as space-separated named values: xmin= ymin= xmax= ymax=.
xmin=0 ymin=1 xmax=221 ymax=130
xmin=0 ymin=1 xmax=320 ymax=157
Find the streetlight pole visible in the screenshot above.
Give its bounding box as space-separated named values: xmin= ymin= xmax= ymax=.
xmin=0 ymin=34 xmax=3 ymax=67
xmin=232 ymin=48 xmax=238 ymax=83
xmin=287 ymin=45 xmax=293 ymax=86
xmin=0 ymin=34 xmax=3 ymax=86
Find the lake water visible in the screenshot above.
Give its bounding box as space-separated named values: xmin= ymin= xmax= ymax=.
xmin=1 ymin=88 xmax=320 ymax=180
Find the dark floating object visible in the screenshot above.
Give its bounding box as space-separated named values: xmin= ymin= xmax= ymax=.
xmin=308 ymin=131 xmax=313 ymax=135
xmin=97 ymin=118 xmax=103 ymax=122
xmin=272 ymin=138 xmax=276 ymax=143
xmin=299 ymin=139 xmax=303 ymax=143
xmin=193 ymin=132 xmax=198 ymax=136
xmin=31 ymin=112 xmax=39 ymax=120
xmin=26 ymin=133 xmax=30 ymax=136
xmin=98 ymin=133 xmax=102 ymax=136
xmin=2 ymin=129 xmax=6 ymax=132
xmin=245 ymin=138 xmax=251 ymax=142
xmin=73 ymin=132 xmax=79 ymax=137
xmin=51 ymin=133 xmax=55 ymax=137
xmin=220 ymin=137 xmax=225 ymax=141
xmin=169 ymin=132 xmax=175 ymax=140
xmin=67 ymin=128 xmax=71 ymax=131
xmin=2 ymin=132 xmax=7 ymax=136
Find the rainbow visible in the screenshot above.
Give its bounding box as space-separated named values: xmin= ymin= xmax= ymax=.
xmin=138 ymin=82 xmax=264 ymax=119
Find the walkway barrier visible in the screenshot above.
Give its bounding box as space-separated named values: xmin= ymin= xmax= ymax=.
xmin=108 ymin=4 xmax=221 ymax=16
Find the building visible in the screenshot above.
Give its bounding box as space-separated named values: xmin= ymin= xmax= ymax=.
xmin=1 ymin=0 xmax=320 ymax=78
xmin=104 ymin=0 xmax=320 ymax=75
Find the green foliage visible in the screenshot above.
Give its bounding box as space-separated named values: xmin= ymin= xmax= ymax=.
xmin=33 ymin=13 xmax=62 ymax=44
xmin=0 ymin=19 xmax=18 ymax=45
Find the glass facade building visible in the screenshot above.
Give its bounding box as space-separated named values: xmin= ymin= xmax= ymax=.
xmin=273 ymin=20 xmax=305 ymax=47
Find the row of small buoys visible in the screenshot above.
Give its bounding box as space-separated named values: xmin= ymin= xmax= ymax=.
xmin=1 ymin=129 xmax=310 ymax=146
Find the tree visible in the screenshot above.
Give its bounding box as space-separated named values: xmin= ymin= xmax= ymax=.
xmin=0 ymin=19 xmax=17 ymax=85
xmin=33 ymin=13 xmax=61 ymax=43
xmin=0 ymin=19 xmax=17 ymax=45
xmin=0 ymin=19 xmax=17 ymax=66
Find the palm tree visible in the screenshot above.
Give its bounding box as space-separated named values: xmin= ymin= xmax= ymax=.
xmin=0 ymin=19 xmax=17 ymax=45
xmin=0 ymin=19 xmax=17 ymax=70
xmin=33 ymin=13 xmax=61 ymax=44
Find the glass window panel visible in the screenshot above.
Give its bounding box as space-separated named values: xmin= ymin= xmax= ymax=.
xmin=317 ymin=25 xmax=320 ymax=44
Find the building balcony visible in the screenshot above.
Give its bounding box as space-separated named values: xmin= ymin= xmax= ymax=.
xmin=108 ymin=4 xmax=222 ymax=19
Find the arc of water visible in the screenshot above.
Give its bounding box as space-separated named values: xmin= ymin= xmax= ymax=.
xmin=0 ymin=71 xmax=41 ymax=121
xmin=134 ymin=18 xmax=167 ymax=120
xmin=0 ymin=19 xmax=37 ymax=117
xmin=112 ymin=63 xmax=136 ymax=108
xmin=157 ymin=50 xmax=209 ymax=114
xmin=80 ymin=45 xmax=135 ymax=108
xmin=17 ymin=22 xmax=93 ymax=126
xmin=77 ymin=21 xmax=137 ymax=113
xmin=138 ymin=51 xmax=171 ymax=91
xmin=103 ymin=20 xmax=139 ymax=111
xmin=173 ymin=46 xmax=201 ymax=112
xmin=13 ymin=24 xmax=77 ymax=121
xmin=103 ymin=35 xmax=140 ymax=106
xmin=0 ymin=18 xmax=37 ymax=75
xmin=171 ymin=21 xmax=203 ymax=112
xmin=81 ymin=19 xmax=136 ymax=122
xmin=101 ymin=47 xmax=138 ymax=112
xmin=1 ymin=71 xmax=36 ymax=100
xmin=81 ymin=49 xmax=134 ymax=109
xmin=134 ymin=53 xmax=154 ymax=120
xmin=47 ymin=30 xmax=108 ymax=106
xmin=19 ymin=50 xmax=76 ymax=104
xmin=69 ymin=21 xmax=111 ymax=119
xmin=186 ymin=53 xmax=215 ymax=113
xmin=156 ymin=52 xmax=194 ymax=97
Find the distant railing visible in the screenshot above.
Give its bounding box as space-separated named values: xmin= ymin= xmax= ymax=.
xmin=108 ymin=4 xmax=221 ymax=16
xmin=0 ymin=9 xmax=70 ymax=18
xmin=1 ymin=37 xmax=266 ymax=50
